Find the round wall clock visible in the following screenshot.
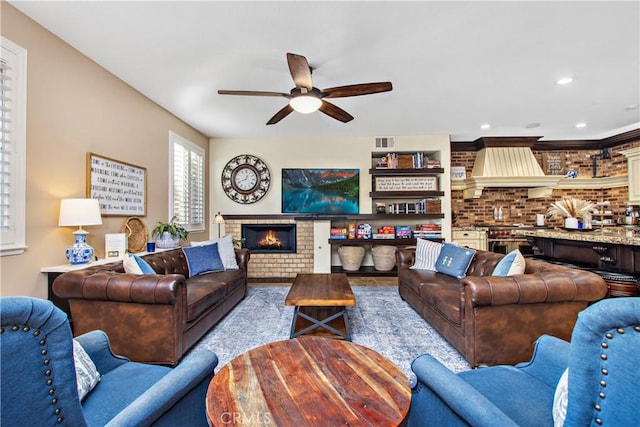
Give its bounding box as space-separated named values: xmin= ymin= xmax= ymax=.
xmin=221 ymin=154 xmax=271 ymax=204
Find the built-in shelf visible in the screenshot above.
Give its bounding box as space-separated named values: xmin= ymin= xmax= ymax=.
xmin=370 ymin=168 xmax=445 ymax=175
xmin=451 ymin=174 xmax=628 ymax=199
xmin=369 ymin=191 xmax=445 ymax=198
xmin=328 ymin=237 xmax=443 ymax=246
xmin=331 ymin=213 xmax=444 ymax=221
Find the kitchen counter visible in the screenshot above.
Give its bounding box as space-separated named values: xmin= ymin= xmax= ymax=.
xmin=517 ymin=227 xmax=640 ymax=246
xmin=452 ymin=226 xmax=489 ymax=231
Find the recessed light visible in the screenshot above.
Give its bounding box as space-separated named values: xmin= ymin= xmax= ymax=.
xmin=575 ymin=122 xmax=587 ymax=128
xmin=525 ymin=123 xmax=541 ymax=129
xmin=480 ymin=123 xmax=491 ymax=130
xmin=556 ymin=77 xmax=573 ymax=85
xmin=626 ymin=104 xmax=639 ymax=111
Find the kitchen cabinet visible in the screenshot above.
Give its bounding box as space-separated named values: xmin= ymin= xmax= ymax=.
xmin=452 ymin=229 xmax=487 ymax=251
xmin=621 ymin=147 xmax=640 ymax=204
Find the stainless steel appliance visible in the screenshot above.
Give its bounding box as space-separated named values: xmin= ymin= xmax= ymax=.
xmin=486 ymin=226 xmax=533 ymax=255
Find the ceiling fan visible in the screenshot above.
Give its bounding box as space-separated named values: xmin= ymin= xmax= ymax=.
xmin=218 ymin=53 xmax=393 ymax=125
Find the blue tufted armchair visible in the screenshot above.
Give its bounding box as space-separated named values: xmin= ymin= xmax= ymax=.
xmin=1 ymin=296 xmax=218 ymax=426
xmin=408 ymin=297 xmax=640 ymax=427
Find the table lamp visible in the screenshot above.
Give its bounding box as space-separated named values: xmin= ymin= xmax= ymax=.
xmin=58 ymin=198 xmax=103 ymax=264
xmin=214 ymin=212 xmax=225 ymax=238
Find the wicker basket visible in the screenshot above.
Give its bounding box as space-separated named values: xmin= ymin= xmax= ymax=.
xmin=120 ymin=217 xmax=148 ymax=253
xmin=337 ymin=246 xmax=366 ymax=271
xmin=372 ymin=245 xmax=397 ymax=271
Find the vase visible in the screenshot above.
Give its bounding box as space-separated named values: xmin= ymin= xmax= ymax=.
xmin=564 ymin=217 xmax=579 ymax=229
xmin=156 ymin=231 xmax=179 ymax=249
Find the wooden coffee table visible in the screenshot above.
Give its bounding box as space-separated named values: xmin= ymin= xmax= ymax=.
xmin=285 ymin=273 xmax=356 ymax=340
xmin=205 ymin=337 xmax=411 ymax=426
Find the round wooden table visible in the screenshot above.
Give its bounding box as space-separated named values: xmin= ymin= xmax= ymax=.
xmin=205 ymin=337 xmax=411 ymax=426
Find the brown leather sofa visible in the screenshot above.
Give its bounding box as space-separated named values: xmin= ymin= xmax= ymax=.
xmin=397 ymin=247 xmax=608 ymax=367
xmin=53 ymin=248 xmax=249 ymax=366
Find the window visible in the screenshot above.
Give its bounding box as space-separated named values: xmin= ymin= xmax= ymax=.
xmin=1 ymin=38 xmax=27 ymax=256
xmin=169 ymin=131 xmax=204 ymax=232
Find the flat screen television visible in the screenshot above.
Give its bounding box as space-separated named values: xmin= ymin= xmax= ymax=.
xmin=281 ymin=168 xmax=359 ymax=214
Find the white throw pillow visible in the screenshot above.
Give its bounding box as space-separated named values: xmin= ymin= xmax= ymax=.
xmin=123 ymin=253 xmax=143 ymax=274
xmin=192 ymin=234 xmax=239 ymax=270
xmin=73 ymin=339 xmax=101 ymax=401
xmin=553 ymin=368 xmax=569 ymax=427
xmin=410 ymin=239 xmax=442 ymax=271
xmin=492 ymin=249 xmax=526 ymax=276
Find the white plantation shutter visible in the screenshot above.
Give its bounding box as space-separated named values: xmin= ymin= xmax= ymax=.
xmin=169 ymin=131 xmax=204 ymax=232
xmin=0 ymin=38 xmax=27 ymax=256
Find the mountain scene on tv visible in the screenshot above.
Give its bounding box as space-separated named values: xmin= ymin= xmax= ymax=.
xmin=282 ymin=169 xmax=359 ymax=214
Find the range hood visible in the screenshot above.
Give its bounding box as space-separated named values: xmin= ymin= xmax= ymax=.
xmin=452 ymin=137 xmax=626 ymax=199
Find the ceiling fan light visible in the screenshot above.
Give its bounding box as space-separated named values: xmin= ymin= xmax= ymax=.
xmin=289 ymin=95 xmax=322 ymax=114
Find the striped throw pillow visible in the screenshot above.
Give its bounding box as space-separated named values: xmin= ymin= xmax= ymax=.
xmin=410 ymin=238 xmax=443 ymax=271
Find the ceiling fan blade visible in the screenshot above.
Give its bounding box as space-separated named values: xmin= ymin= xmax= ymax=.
xmin=318 ymin=101 xmax=354 ymax=123
xmin=218 ymin=90 xmax=289 ymax=98
xmin=286 ymin=53 xmax=313 ymax=90
xmin=322 ymin=82 xmax=393 ymax=98
xmin=266 ymin=104 xmax=294 ymax=125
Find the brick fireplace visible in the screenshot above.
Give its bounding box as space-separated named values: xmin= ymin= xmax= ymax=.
xmin=241 ymin=223 xmax=296 ymax=254
xmin=225 ymin=218 xmax=314 ymax=280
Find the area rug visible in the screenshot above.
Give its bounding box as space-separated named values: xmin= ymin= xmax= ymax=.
xmin=195 ymin=285 xmax=471 ymax=384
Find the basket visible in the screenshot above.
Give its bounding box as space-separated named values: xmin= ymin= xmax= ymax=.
xmin=120 ymin=217 xmax=148 ymax=253
xmin=337 ymin=246 xmax=366 ymax=271
xmin=371 ymin=245 xmax=397 ymax=271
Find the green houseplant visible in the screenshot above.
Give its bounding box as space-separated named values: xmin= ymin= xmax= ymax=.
xmin=152 ymin=216 xmax=189 ymax=248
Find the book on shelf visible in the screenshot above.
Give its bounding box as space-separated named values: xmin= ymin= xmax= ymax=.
xmin=347 ymin=223 xmax=356 ymax=239
xmin=330 ymin=227 xmax=348 ymax=238
xmin=385 ymin=199 xmax=441 ymax=215
xmin=374 ymin=152 xmax=441 ymax=169
xmin=416 ymin=223 xmax=441 ymax=231
xmin=395 ymin=225 xmax=413 ymax=239
xmin=372 ymin=233 xmax=396 ymax=239
xmin=356 ymin=223 xmax=373 ymax=239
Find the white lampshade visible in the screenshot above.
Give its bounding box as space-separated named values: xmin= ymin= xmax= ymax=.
xmin=289 ymin=95 xmax=322 ymax=114
xmin=58 ymin=198 xmax=103 ymax=228
xmin=213 ymin=212 xmax=225 ymax=224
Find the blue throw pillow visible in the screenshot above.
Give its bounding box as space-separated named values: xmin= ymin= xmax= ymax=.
xmin=435 ymin=243 xmax=476 ymax=279
xmin=133 ymin=254 xmax=155 ymax=274
xmin=182 ymin=243 xmax=224 ymax=276
xmin=123 ymin=254 xmax=155 ymax=275
xmin=492 ymin=249 xmax=526 ymax=276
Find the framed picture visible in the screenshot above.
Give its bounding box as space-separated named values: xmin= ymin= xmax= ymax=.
xmin=281 ymin=168 xmax=359 ymax=214
xmin=86 ymin=152 xmax=147 ymax=216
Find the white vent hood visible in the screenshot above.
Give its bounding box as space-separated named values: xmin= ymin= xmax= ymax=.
xmin=451 ymin=137 xmax=627 ymax=199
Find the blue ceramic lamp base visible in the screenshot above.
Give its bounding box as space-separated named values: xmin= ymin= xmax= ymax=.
xmin=66 ymin=230 xmax=95 ymax=265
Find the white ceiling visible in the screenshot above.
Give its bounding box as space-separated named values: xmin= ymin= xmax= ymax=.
xmin=10 ymin=1 xmax=640 ymax=142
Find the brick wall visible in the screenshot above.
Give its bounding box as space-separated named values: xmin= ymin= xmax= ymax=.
xmin=226 ymin=219 xmax=314 ymax=279
xmin=452 ymin=140 xmax=640 ymax=227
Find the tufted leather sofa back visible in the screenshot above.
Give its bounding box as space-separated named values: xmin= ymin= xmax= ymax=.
xmin=466 ymin=251 xmax=503 ymax=276
xmin=143 ymin=249 xmax=189 ymax=277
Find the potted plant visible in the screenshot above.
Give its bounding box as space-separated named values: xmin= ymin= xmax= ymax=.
xmin=152 ymin=216 xmax=189 ymax=248
xmin=547 ymin=198 xmax=595 ymax=229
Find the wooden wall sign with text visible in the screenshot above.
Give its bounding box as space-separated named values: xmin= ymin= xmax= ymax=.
xmin=87 ymin=153 xmax=147 ymax=216
xmin=542 ymin=153 xmax=566 ymax=175
xmin=374 ymin=176 xmax=438 ymax=191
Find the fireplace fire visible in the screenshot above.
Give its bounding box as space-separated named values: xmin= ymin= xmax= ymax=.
xmin=258 ymin=230 xmax=283 ymax=249
xmin=241 ymin=224 xmax=296 ymax=254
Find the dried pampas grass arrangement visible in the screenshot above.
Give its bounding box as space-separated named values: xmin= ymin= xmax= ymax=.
xmin=547 ymin=198 xmax=595 ymax=219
